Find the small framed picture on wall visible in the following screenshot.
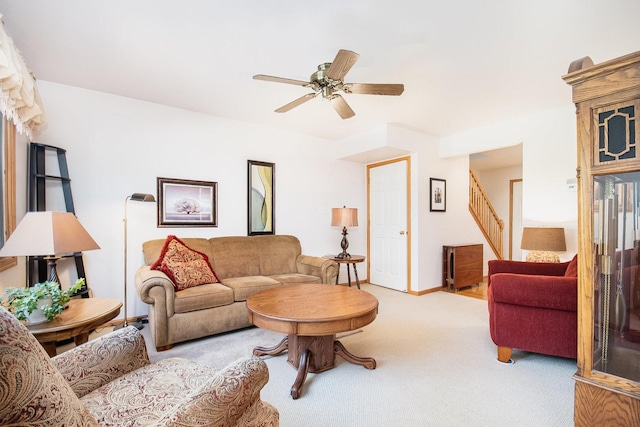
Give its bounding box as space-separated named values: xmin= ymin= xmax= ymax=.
xmin=430 ymin=178 xmax=446 ymax=212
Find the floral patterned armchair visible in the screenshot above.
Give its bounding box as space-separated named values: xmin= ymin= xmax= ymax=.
xmin=0 ymin=307 xmax=278 ymax=426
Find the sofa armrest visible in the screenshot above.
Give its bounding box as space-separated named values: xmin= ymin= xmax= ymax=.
xmin=490 ymin=273 xmax=577 ymax=312
xmin=488 ymin=259 xmax=569 ymax=286
xmin=296 ymin=254 xmax=338 ymax=284
xmin=135 ymin=265 xmax=176 ymax=317
xmin=160 ymin=357 xmax=278 ymax=426
xmin=53 ymin=326 xmax=150 ymax=398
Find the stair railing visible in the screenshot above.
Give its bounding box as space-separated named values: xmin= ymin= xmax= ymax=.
xmin=469 ymin=168 xmax=504 ymax=259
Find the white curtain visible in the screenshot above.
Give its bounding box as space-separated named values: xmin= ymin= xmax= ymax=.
xmin=0 ymin=15 xmax=45 ymax=138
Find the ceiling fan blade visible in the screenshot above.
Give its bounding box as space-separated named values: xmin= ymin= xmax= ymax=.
xmin=253 ymin=74 xmax=311 ymax=87
xmin=326 ymin=49 xmax=360 ymax=81
xmin=275 ymin=93 xmax=318 ymax=113
xmin=343 ymin=83 xmax=405 ymax=96
xmin=330 ymin=94 xmax=355 ymax=119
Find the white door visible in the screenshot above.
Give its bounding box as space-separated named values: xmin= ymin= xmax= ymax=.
xmin=368 ymin=159 xmax=409 ymax=292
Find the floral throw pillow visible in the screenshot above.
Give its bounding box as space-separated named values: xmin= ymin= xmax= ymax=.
xmin=151 ymin=235 xmax=219 ymax=291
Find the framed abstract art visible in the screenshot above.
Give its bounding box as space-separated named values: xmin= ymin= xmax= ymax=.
xmin=248 ymin=160 xmax=275 ymax=235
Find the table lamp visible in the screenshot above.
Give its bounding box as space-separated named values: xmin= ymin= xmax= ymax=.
xmin=0 ymin=211 xmax=100 ymax=285
xmin=118 ymin=192 xmax=156 ymax=330
xmin=331 ymin=206 xmax=358 ymax=259
xmin=520 ymin=227 xmax=566 ymax=262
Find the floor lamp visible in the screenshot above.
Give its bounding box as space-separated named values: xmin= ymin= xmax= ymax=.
xmin=117 ymin=193 xmax=155 ymax=330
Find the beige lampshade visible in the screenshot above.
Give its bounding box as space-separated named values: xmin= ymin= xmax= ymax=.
xmin=331 ymin=207 xmax=358 ymax=227
xmin=520 ymin=227 xmax=566 ymax=251
xmin=0 ymin=211 xmax=100 ymax=257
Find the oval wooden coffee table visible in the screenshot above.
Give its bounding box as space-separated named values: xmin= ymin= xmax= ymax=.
xmin=246 ymin=283 xmax=378 ymax=399
xmin=27 ymin=297 xmax=122 ymax=357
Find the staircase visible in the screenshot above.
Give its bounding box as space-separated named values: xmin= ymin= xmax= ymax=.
xmin=469 ymin=168 xmax=504 ymax=259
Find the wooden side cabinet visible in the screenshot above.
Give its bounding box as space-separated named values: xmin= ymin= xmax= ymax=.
xmin=442 ymin=244 xmax=483 ymax=291
xmin=563 ymin=51 xmax=640 ymax=426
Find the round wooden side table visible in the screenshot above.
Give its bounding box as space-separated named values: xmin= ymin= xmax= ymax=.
xmin=27 ymin=297 xmax=122 ymax=357
xmin=330 ymin=255 xmax=365 ymax=289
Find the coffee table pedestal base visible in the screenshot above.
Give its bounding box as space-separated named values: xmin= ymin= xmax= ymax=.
xmin=253 ymin=334 xmax=376 ymax=399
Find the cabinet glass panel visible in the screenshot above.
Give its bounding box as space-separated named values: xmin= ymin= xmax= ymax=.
xmin=594 ymin=171 xmax=640 ymax=381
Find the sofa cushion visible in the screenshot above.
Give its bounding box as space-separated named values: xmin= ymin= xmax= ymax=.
xmin=81 ymin=357 xmax=216 ymax=425
xmin=0 ymin=307 xmax=98 ymax=426
xmin=221 ymin=276 xmax=281 ymax=301
xmin=269 ymin=273 xmax=322 ymax=285
xmin=174 ymin=283 xmax=234 ymax=313
xmin=254 ymin=235 xmax=300 ymax=275
xmin=208 ymin=237 xmax=262 ymax=279
xmin=151 ymin=235 xmax=219 ymax=291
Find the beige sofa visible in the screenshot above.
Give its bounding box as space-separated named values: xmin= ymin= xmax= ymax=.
xmin=0 ymin=307 xmax=279 ymax=426
xmin=135 ymin=235 xmax=338 ymax=351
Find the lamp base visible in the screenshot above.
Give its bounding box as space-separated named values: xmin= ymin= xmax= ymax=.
xmin=525 ymin=251 xmax=560 ymax=263
xmin=336 ymin=226 xmax=351 ymax=259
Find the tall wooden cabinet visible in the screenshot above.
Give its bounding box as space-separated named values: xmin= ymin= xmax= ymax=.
xmin=563 ymin=51 xmax=640 ymax=425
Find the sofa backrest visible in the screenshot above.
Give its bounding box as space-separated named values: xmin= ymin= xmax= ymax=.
xmin=252 ymin=235 xmax=301 ymax=276
xmin=142 ymin=235 xmax=303 ymax=280
xmin=207 ymin=236 xmax=262 ymax=279
xmin=208 ymin=235 xmax=301 ymax=279
xmin=142 ymin=238 xmax=212 ymax=266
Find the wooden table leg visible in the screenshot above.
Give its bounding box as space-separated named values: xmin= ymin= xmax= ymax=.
xmin=346 ymin=263 xmax=352 ymax=287
xmin=291 ymin=349 xmax=310 ymax=399
xmin=334 ymin=340 xmax=376 ymax=369
xmin=40 ymin=341 xmax=57 ymax=357
xmin=253 ymin=336 xmax=288 ymax=357
xmin=74 ymin=332 xmax=90 ymax=347
xmin=352 ymin=263 xmax=361 ymax=289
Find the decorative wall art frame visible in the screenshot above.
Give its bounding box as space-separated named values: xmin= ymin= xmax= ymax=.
xmin=430 ymin=178 xmax=446 ymax=212
xmin=248 ymin=160 xmax=275 ymax=235
xmin=157 ymin=177 xmax=218 ymax=227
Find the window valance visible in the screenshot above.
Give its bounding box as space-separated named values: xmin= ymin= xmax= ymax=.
xmin=0 ymin=15 xmax=45 ymax=137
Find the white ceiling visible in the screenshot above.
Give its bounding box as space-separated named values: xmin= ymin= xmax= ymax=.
xmin=1 ymin=1 xmax=639 ymax=143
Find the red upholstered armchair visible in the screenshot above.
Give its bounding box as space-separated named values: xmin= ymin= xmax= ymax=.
xmin=487 ymin=255 xmax=578 ymax=363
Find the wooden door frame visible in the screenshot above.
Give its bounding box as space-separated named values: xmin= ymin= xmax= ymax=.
xmin=366 ymin=156 xmax=412 ymax=293
xmin=509 ymin=178 xmax=522 ymax=260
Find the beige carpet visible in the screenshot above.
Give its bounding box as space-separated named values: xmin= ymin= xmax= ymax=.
xmin=138 ymin=284 xmax=575 ymax=427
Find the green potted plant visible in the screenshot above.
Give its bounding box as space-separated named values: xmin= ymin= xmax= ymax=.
xmin=1 ymin=278 xmax=85 ymax=323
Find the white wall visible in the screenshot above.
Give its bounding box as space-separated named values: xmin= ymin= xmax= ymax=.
xmin=441 ymin=105 xmax=578 ymax=262
xmin=0 ymin=81 xmax=366 ymax=319
xmin=342 ymin=123 xmax=488 ymax=293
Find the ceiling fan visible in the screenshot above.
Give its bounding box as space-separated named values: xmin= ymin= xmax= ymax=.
xmin=253 ymin=49 xmax=404 ymax=119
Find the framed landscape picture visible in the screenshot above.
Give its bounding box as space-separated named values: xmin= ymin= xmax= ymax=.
xmin=157 ymin=177 xmax=217 ymax=227
xmin=248 ymin=160 xmax=275 ymax=235
xmin=430 ymin=178 xmax=446 ymax=212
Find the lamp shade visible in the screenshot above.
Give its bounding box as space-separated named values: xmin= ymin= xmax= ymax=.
xmin=0 ymin=211 xmax=100 ymax=257
xmin=331 ymin=207 xmax=358 ymax=227
xmin=520 ymin=227 xmax=566 ymax=252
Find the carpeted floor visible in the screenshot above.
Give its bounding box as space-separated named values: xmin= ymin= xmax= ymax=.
xmin=140 ymin=284 xmax=576 ymax=427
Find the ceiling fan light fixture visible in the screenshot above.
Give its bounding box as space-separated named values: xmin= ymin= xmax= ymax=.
xmin=255 ymin=49 xmax=404 ymax=119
